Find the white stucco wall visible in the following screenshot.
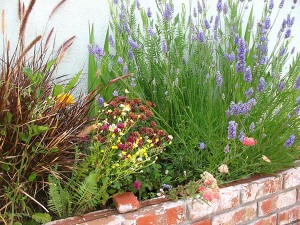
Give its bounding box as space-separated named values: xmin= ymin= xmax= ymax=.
xmin=1 ymin=0 xmax=299 ymax=93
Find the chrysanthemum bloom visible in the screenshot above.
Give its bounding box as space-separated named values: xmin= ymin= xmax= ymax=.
xmin=56 ymin=93 xmax=74 ymax=106
xmin=242 ymin=137 xmax=256 ymax=146
xmin=202 ymin=188 xmax=220 ymax=201
xmin=218 ymin=164 xmax=229 ymax=173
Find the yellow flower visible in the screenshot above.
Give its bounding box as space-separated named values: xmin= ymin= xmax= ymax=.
xmin=56 ymin=93 xmax=74 ymax=106
xmin=125 ymin=89 xmax=129 ymax=93
xmin=112 ymin=145 xmax=118 ymax=150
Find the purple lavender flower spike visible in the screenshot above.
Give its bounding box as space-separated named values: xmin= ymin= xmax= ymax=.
xmin=97 ymin=97 xmax=104 ymax=107
xmin=147 ymin=7 xmax=152 ymax=18
xmin=198 ymin=31 xmax=205 ymax=43
xmin=223 ymin=2 xmax=228 ymax=14
xmin=291 ymin=47 xmax=295 ymax=54
xmin=257 ymin=77 xmax=266 ymax=92
xmin=245 ymin=87 xmax=254 ymax=99
xmin=161 ymin=39 xmax=168 ymax=53
xmin=123 ymin=64 xmax=128 ymax=74
xmin=285 ymin=29 xmax=291 ymax=39
xmin=217 ymin=0 xmax=223 ymax=13
xmin=113 ymin=0 xmax=118 ymax=4
xmin=294 ymin=75 xmax=300 ymax=89
xmin=112 ymin=90 xmax=118 ymax=96
xmin=265 ymin=17 xmax=271 ymax=29
xmin=295 ymin=106 xmax=300 ymax=115
xmin=296 ymin=95 xmax=300 ymax=104
xmin=128 ymin=50 xmax=134 ymax=60
xmin=193 ymin=7 xmax=197 ymax=17
xmin=204 ymin=19 xmax=210 ymax=29
xmin=117 ymin=56 xmax=123 ymax=64
xmin=269 ymin=0 xmax=274 ymax=11
xmin=278 ymin=81 xmax=285 ymax=92
xmin=216 ymin=72 xmax=223 ymax=87
xmin=236 ymin=38 xmax=246 ymax=73
xmin=238 ymin=131 xmax=245 ymax=142
xmin=88 ymin=45 xmax=105 ymax=60
xmin=136 ymin=0 xmax=141 ymax=9
xmin=197 ymin=1 xmax=202 ymax=13
xmin=163 ymin=3 xmax=173 ymax=21
xmin=279 ymin=48 xmax=286 ymax=56
xmin=128 ymin=37 xmax=140 ymax=49
xmin=279 ymin=0 xmax=285 ymax=8
xmin=228 ymin=121 xmax=238 ymax=139
xmin=109 ymin=35 xmax=115 ymax=47
xmin=249 ymin=122 xmax=255 ymax=133
xmin=148 ymin=27 xmax=155 ymax=37
xmin=284 ymin=135 xmax=295 ymax=148
xmin=244 ymin=67 xmax=252 ymax=82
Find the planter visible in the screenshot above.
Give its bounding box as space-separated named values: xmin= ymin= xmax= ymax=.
xmin=46 ymin=164 xmax=300 ymax=225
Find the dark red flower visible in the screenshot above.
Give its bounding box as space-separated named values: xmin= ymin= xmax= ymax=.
xmin=134 ymin=180 xmax=141 ymax=190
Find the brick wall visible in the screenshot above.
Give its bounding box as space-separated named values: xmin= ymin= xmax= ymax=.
xmin=48 ymin=166 xmax=300 ymax=225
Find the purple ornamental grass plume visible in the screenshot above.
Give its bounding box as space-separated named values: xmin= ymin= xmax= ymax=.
xmin=284 ymin=135 xmax=295 ymax=148
xmin=228 ymin=121 xmax=238 ymax=139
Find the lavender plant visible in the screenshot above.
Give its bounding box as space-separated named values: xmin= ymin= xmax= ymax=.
xmin=90 ymin=0 xmax=300 ymax=185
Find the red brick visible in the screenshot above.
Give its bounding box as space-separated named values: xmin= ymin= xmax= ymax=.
xmin=258 ymin=190 xmax=297 ymax=216
xmin=83 ymin=215 xmax=123 ymax=225
xmin=113 ymin=192 xmax=140 ymax=213
xmin=191 ymin=218 xmax=211 ymax=225
xmin=166 ymin=205 xmax=185 ymax=225
xmin=212 ymin=203 xmax=257 ymax=225
xmin=248 ymin=214 xmax=277 ymax=225
xmin=283 ymin=167 xmax=300 ymax=189
xmin=188 ymin=185 xmax=240 ymax=220
xmin=136 ymin=214 xmax=157 ymax=225
xmin=241 ymin=176 xmax=283 ymax=203
xmin=278 ymin=205 xmax=300 ymax=225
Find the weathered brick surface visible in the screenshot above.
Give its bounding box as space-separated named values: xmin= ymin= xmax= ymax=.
xmin=241 ymin=176 xmax=283 ymax=203
xmin=212 ymin=203 xmax=257 ymax=225
xmin=258 ymin=189 xmax=297 ymax=216
xmin=248 ymin=214 xmax=277 ymax=225
xmin=188 ymin=185 xmax=240 ymax=220
xmin=190 ymin=218 xmax=211 ymax=225
xmin=136 ymin=214 xmax=157 ymax=225
xmin=80 ymin=215 xmax=123 ymax=225
xmin=278 ymin=205 xmax=300 ymax=225
xmin=283 ymin=167 xmax=300 ymax=189
xmin=165 ymin=205 xmax=186 ymax=225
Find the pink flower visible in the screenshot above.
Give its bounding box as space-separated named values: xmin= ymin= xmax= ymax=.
xmin=242 ymin=137 xmax=256 ymax=146
xmin=134 ymin=180 xmax=141 ymax=190
xmin=202 ymin=188 xmax=219 ymax=202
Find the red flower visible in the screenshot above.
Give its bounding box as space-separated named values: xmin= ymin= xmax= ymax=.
xmin=134 ymin=180 xmax=141 ymax=190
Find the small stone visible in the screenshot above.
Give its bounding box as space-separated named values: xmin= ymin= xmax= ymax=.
xmin=113 ymin=192 xmax=140 ymax=213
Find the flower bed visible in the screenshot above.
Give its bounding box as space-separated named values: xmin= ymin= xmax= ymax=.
xmin=47 ymin=163 xmax=300 ymax=225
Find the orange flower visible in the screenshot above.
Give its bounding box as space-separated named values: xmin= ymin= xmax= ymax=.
xmin=242 ymin=137 xmax=256 ymax=146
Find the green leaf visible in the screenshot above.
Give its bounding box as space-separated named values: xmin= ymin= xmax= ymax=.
xmin=64 ymin=70 xmax=82 ymax=93
xmin=52 ymin=85 xmax=63 ymax=97
xmin=37 ymin=125 xmax=49 ymax=132
xmin=2 ymin=164 xmax=9 ymax=172
xmin=32 ymin=213 xmax=52 ymax=223
xmin=6 ymin=112 xmax=13 ymax=123
xmin=46 ymin=59 xmax=57 ymax=72
xmin=28 ymin=173 xmax=37 ymax=182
